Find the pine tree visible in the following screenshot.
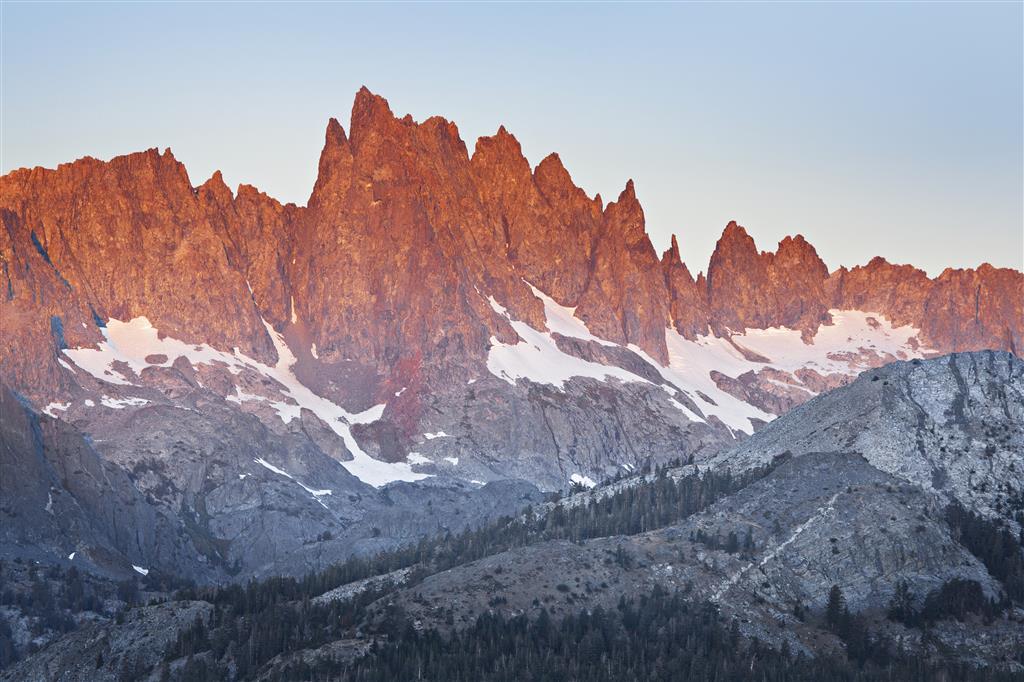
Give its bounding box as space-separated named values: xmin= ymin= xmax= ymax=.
xmin=826 ymin=584 xmax=846 ymax=632
xmin=887 ymin=580 xmax=917 ymax=625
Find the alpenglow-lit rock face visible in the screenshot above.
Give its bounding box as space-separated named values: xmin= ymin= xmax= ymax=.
xmin=1 ymin=88 xmax=1021 ymax=582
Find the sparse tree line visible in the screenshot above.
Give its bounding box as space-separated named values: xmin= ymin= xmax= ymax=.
xmin=2 ymin=464 xmax=1023 ymax=679
xmin=128 ymin=478 xmax=1024 ymax=679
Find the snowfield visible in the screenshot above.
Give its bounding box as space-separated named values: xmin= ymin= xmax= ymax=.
xmin=485 ymin=285 xmax=931 ymax=435
xmin=61 ymin=316 xmax=431 ymax=488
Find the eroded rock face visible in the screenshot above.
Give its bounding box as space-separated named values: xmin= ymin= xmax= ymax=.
xmin=575 ymin=181 xmax=671 ymax=364
xmin=0 ymin=150 xmax=277 ymax=375
xmin=919 ymin=264 xmax=1023 ymax=354
xmin=827 ymin=259 xmax=1023 ymax=354
xmin=471 ymin=131 xmax=600 ymax=306
xmin=2 ymin=88 xmax=1020 ymax=410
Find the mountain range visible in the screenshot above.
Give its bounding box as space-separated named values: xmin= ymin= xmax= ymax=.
xmin=2 ymin=88 xmax=1022 ymax=581
xmin=0 ymin=88 xmax=1022 ymax=678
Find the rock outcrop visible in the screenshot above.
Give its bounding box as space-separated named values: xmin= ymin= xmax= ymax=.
xmin=706 ymin=223 xmax=832 ymax=337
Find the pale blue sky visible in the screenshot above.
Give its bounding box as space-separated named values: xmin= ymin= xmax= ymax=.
xmin=3 ymin=2 xmax=1021 ymax=275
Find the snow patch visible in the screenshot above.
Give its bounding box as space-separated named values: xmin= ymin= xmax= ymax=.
xmin=489 ymin=284 xmax=930 ymax=436
xmin=67 ymin=552 xmax=75 ymax=561
xmin=667 ymin=397 xmax=706 ymax=424
xmin=100 ymin=395 xmax=150 ymax=409
xmin=63 ymin=317 xmax=247 ymax=385
xmin=443 ymin=457 xmax=459 ymax=466
xmin=42 ymin=402 xmax=70 ymax=417
xmin=728 ymin=310 xmax=928 ymax=375
xmin=225 ymin=385 xmax=301 ymax=423
xmin=350 ymin=402 xmax=386 ymax=424
xmin=570 ymin=473 xmax=597 ymax=489
xmin=486 ymin=297 xmax=649 ymax=390
xmin=487 ymin=291 xmax=761 ymax=432
xmin=407 ymin=453 xmax=432 ymax=465
xmin=423 ymin=431 xmax=448 ymax=440
xmin=636 ymin=334 xmax=774 ymax=434
xmin=132 ymin=565 xmax=149 ymax=576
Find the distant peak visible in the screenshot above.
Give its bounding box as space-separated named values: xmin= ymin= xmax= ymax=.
xmin=471 ymin=125 xmax=526 ymax=170
xmin=605 ymin=180 xmax=638 ymax=212
xmin=198 ymin=169 xmax=233 ymax=202
xmin=722 ymin=220 xmax=749 ymax=239
xmin=536 ymin=152 xmax=565 ymax=173
xmin=718 ymin=221 xmax=756 ymax=248
xmin=325 ymin=117 xmax=348 ymax=146
xmin=485 ymin=125 xmax=521 ymax=150
xmin=534 ymin=153 xmax=573 ymax=191
xmin=621 ymin=179 xmax=636 ymax=200
xmin=777 ymin=233 xmax=818 ymax=255
xmin=355 ymin=84 xmax=377 ymax=100
xmin=349 ymin=87 xmax=396 ymax=146
xmin=603 ymin=179 xmax=645 ymax=233
xmin=661 ymin=234 xmax=683 ymax=267
xmin=353 ymin=86 xmax=391 ymax=113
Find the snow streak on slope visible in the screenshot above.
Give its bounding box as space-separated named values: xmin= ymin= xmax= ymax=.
xmin=527 ymin=284 xmax=616 ymax=347
xmin=100 ymin=396 xmax=150 ymax=409
xmin=61 ymin=316 xmax=430 ymax=487
xmin=254 ymin=457 xmax=333 ymax=509
xmin=486 ymin=297 xmax=647 ymax=389
xmin=42 ymin=402 xmax=70 ymax=417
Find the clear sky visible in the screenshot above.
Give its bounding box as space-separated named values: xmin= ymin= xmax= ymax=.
xmin=3 ymin=2 xmax=1021 ymax=275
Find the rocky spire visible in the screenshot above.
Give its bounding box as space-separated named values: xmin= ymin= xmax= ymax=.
xmin=662 ymin=234 xmax=709 ymax=338
xmin=575 ymin=180 xmax=671 ymax=363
